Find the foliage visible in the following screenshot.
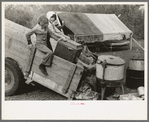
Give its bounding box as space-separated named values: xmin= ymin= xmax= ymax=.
xmin=5 ymin=5 xmax=33 ymax=28
xmin=5 ymin=4 xmax=144 ymax=39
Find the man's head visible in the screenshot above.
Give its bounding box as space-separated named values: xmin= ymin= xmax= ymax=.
xmin=49 ymin=14 xmax=57 ymax=23
xmin=38 ymin=15 xmax=49 ymax=29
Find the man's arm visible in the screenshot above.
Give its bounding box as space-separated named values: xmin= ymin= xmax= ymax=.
xmin=56 ymin=21 xmax=65 ymax=30
xmin=48 ymin=29 xmax=66 ymax=41
xmin=26 ymin=25 xmax=37 ymax=45
xmin=26 ymin=30 xmax=35 ymax=45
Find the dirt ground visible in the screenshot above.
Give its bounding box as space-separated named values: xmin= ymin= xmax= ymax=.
xmin=5 ymin=40 xmax=145 ymax=100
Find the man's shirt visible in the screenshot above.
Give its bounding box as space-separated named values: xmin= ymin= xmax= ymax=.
xmin=26 ymin=24 xmax=60 ymax=44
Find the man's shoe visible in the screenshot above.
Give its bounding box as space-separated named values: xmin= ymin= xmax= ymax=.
xmin=39 ymin=64 xmax=48 ymax=76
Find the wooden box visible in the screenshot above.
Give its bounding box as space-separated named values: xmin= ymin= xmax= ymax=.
xmin=54 ymin=40 xmax=83 ymax=63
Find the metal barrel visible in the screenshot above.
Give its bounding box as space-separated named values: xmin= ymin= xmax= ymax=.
xmin=126 ymin=59 xmax=144 ymax=89
xmin=126 ymin=68 xmax=144 ymax=78
xmin=126 ymin=68 xmax=144 ymax=89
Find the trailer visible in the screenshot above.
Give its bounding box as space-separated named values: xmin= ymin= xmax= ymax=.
xmin=5 ymin=19 xmax=84 ymax=99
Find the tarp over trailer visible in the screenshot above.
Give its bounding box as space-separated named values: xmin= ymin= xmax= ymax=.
xmin=57 ymin=12 xmax=133 ymax=44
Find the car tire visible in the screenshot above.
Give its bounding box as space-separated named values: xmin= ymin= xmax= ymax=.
xmin=5 ymin=59 xmax=23 ymax=96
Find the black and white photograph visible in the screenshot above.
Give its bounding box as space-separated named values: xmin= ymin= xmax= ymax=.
xmin=2 ymin=2 xmax=148 ymax=120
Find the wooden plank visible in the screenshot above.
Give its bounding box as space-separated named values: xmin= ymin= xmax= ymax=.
xmin=33 ymin=49 xmax=84 ymax=92
xmin=5 ymin=41 xmax=29 ymax=60
xmin=63 ymin=65 xmax=77 ymax=93
xmin=35 ymin=50 xmax=74 ymax=71
xmin=31 ymin=63 xmax=79 ymax=89
xmin=5 ymin=35 xmax=29 ymax=53
xmin=56 ymin=39 xmax=82 ymax=50
xmin=5 ymin=38 xmax=29 ymax=59
xmin=5 ymin=47 xmax=29 ymax=60
xmin=31 ymin=63 xmax=67 ymax=86
xmin=5 ymin=26 xmax=27 ymax=41
xmin=33 ymin=56 xmax=71 ymax=79
xmin=34 ymin=51 xmax=84 ymax=89
xmin=70 ymin=65 xmax=84 ymax=90
xmin=5 ymin=19 xmax=31 ymax=34
xmin=5 ymin=26 xmax=36 ymax=44
xmin=32 ymin=72 xmax=72 ymax=98
xmin=53 ymin=55 xmax=75 ymax=70
xmin=25 ymin=46 xmax=36 ymax=75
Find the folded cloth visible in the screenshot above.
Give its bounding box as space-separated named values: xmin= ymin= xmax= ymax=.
xmin=74 ymin=88 xmax=100 ymax=100
xmin=75 ymin=82 xmax=99 ymax=100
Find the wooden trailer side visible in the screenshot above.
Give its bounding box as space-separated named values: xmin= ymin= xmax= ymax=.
xmin=30 ymin=50 xmax=84 ymax=98
xmin=5 ymin=19 xmax=36 ymax=73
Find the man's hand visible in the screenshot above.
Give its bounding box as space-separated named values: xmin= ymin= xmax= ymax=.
xmin=58 ymin=37 xmax=67 ymax=42
xmin=65 ymin=36 xmax=71 ymax=40
xmin=57 ymin=38 xmax=63 ymax=41
xmin=28 ymin=44 xmax=33 ymax=50
xmin=61 ymin=21 xmax=65 ymax=26
xmin=62 ymin=37 xmax=67 ymax=42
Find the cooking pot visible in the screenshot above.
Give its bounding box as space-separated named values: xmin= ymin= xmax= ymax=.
xmin=96 ymin=55 xmax=125 ymax=81
xmin=129 ymin=59 xmax=144 ymax=71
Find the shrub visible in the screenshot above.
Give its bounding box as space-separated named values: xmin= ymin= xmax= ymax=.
xmin=5 ymin=5 xmax=33 ymax=28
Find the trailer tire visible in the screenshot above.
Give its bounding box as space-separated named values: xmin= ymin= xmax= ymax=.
xmin=5 ymin=59 xmax=23 ymax=96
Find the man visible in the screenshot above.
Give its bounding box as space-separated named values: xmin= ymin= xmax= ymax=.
xmin=49 ymin=14 xmax=65 ymax=32
xmin=26 ymin=15 xmax=67 ymax=76
xmin=47 ymin=12 xmax=70 ymax=39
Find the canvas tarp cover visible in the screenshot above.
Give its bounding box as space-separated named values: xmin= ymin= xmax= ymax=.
xmin=57 ymin=12 xmax=132 ymax=43
xmin=57 ymin=12 xmax=103 ymax=43
xmin=86 ymin=14 xmax=132 ymax=41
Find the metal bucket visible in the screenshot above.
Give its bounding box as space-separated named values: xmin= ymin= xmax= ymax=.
xmin=137 ymin=86 xmax=144 ymax=97
xmin=126 ymin=67 xmax=144 ymax=89
xmin=129 ymin=59 xmax=144 ymax=71
xmin=96 ymin=55 xmax=125 ymax=81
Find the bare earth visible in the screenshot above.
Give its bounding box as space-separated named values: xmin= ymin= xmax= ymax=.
xmin=5 ymin=40 xmax=144 ymax=100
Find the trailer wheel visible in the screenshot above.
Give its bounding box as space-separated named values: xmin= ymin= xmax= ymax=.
xmin=5 ymin=59 xmax=23 ymax=96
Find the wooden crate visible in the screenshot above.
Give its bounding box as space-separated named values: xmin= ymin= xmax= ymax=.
xmin=54 ymin=40 xmax=83 ymax=63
